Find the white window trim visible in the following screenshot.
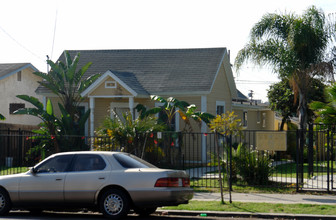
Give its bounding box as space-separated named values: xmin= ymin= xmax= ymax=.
xmin=257 ymin=111 xmax=261 ymax=124
xmin=105 ymin=81 xmax=117 ymax=88
xmin=243 ymin=110 xmax=248 ymax=128
xmin=262 ymin=112 xmax=267 ymax=128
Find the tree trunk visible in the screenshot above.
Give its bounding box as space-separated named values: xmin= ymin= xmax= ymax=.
xmin=298 ymin=92 xmax=307 ymax=131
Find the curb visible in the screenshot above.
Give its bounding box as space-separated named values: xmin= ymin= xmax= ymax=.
xmin=157 ymin=210 xmax=336 ymax=219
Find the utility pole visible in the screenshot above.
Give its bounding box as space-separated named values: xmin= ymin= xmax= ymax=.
xmin=248 ymin=90 xmax=254 ymax=104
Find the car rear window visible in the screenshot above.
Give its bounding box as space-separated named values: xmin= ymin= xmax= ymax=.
xmin=113 ymin=153 xmax=157 ymax=169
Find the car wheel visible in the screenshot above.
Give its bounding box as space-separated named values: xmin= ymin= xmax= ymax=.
xmin=0 ymin=188 xmax=11 ymax=215
xmin=134 ymin=207 xmax=157 ymax=216
xmin=99 ymin=189 xmax=130 ymax=219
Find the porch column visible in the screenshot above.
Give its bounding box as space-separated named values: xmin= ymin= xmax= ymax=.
xmin=201 ymin=95 xmax=207 ymax=163
xmin=89 ymin=97 xmax=95 ymax=137
xmin=129 ymin=97 xmax=134 ymax=120
xmin=42 ymin=96 xmax=47 ymax=110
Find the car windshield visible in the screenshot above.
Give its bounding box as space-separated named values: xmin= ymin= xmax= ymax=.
xmin=113 ymin=153 xmax=157 ymax=169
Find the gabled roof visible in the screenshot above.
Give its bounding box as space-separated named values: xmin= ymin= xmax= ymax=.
xmin=0 ymin=63 xmax=38 ymax=80
xmin=236 ymin=90 xmax=249 ymax=101
xmin=81 ymin=70 xmax=149 ymax=97
xmin=52 ymin=48 xmax=237 ymax=97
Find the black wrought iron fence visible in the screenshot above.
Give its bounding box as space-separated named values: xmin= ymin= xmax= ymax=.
xmin=0 ymin=129 xmax=302 ymax=191
xmin=4 ymin=125 xmax=336 ymax=192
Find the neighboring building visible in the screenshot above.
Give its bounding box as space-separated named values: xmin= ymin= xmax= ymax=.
xmin=232 ymin=91 xmax=275 ymax=130
xmin=0 ymin=63 xmax=42 ymax=129
xmin=36 ymin=48 xmax=238 ymax=137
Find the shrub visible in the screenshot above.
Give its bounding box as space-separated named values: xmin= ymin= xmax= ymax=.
xmin=235 ymin=144 xmax=273 ymax=185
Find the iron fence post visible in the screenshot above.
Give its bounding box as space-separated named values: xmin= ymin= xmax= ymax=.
xmin=228 ymin=135 xmax=232 ymax=203
xmin=308 ymin=124 xmax=314 ymax=177
xmin=327 ymin=130 xmax=330 ymax=193
xmin=296 ymin=129 xmax=300 ymax=192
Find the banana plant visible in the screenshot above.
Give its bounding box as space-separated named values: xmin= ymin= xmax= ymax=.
xmin=136 ymin=96 xmax=214 ymax=132
xmin=33 ymin=51 xmax=100 ymax=125
xmin=14 ymin=95 xmax=61 ymax=152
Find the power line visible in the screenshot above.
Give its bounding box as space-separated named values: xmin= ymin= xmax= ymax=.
xmin=0 ymin=24 xmax=44 ymax=61
xmin=235 ymin=79 xmax=277 ymax=84
xmin=50 ymin=10 xmax=58 ymax=60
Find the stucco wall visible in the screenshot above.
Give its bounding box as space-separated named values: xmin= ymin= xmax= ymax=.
xmin=0 ymin=68 xmax=43 ymax=126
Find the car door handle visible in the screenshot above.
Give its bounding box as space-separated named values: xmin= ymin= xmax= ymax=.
xmin=55 ymin=178 xmax=62 ymax=181
xmin=98 ymin=177 xmax=105 ymax=180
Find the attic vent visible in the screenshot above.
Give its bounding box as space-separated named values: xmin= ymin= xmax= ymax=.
xmin=17 ymin=71 xmax=22 ymax=81
xmin=105 ymin=81 xmax=116 ymax=88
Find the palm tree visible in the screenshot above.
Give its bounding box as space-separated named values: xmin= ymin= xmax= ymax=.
xmin=235 ymin=6 xmax=335 ymax=130
xmin=310 ymin=83 xmax=336 ymax=124
xmin=34 ymin=51 xmax=100 ymax=133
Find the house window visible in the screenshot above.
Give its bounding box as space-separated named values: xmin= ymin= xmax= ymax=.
xmin=110 ymin=102 xmax=138 ymax=122
xmin=105 ymin=81 xmax=116 ymax=88
xmin=262 ymin=113 xmax=267 ymax=128
xmin=9 ymin=103 xmax=25 ymax=114
xmin=257 ymin=111 xmax=261 ymax=124
xmin=243 ymin=111 xmax=248 ymax=127
xmin=17 ymin=71 xmax=21 ymax=81
xmin=216 ymin=101 xmax=225 ymax=115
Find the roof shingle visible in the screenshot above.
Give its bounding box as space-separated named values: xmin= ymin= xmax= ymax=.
xmin=58 ymin=48 xmax=228 ymax=95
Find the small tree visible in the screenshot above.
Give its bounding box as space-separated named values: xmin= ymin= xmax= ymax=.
xmin=0 ymin=113 xmax=4 ymax=120
xmin=209 ymin=111 xmax=242 ymax=204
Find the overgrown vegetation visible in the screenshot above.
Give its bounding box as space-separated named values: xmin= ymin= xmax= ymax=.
xmin=95 ymin=113 xmax=166 ymax=163
xmin=14 ymin=51 xmax=98 ymax=155
xmin=235 ymin=144 xmax=273 ymax=185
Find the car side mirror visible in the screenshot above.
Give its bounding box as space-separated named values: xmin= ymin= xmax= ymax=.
xmin=30 ymin=167 xmax=37 ymax=174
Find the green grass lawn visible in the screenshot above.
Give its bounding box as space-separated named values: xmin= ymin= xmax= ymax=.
xmin=0 ymin=167 xmax=29 ymax=175
xmin=161 ymin=200 xmax=336 ymax=215
xmin=272 ymin=161 xmax=336 ymax=178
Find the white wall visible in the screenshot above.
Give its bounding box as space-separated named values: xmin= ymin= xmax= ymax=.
xmin=0 ymin=68 xmax=43 ymax=126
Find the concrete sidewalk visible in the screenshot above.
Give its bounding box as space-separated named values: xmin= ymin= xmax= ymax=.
xmin=193 ymin=192 xmax=336 ymax=205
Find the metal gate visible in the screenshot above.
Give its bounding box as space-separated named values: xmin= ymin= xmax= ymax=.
xmin=297 ymin=124 xmax=336 ymax=192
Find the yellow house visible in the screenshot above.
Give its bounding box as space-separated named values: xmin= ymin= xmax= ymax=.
xmin=37 ymin=48 xmax=238 ymax=137
xmin=35 ymin=48 xmax=289 ymax=162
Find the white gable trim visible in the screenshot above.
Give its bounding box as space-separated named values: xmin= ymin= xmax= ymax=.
xmin=210 ymin=49 xmax=237 ymax=99
xmin=0 ymin=63 xmax=39 ymax=80
xmin=81 ymin=70 xmax=138 ymax=97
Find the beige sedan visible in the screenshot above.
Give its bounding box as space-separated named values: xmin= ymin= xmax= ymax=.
xmin=0 ymin=151 xmax=193 ymax=219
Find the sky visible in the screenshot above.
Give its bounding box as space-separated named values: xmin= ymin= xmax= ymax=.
xmin=0 ymin=0 xmax=336 ymax=102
